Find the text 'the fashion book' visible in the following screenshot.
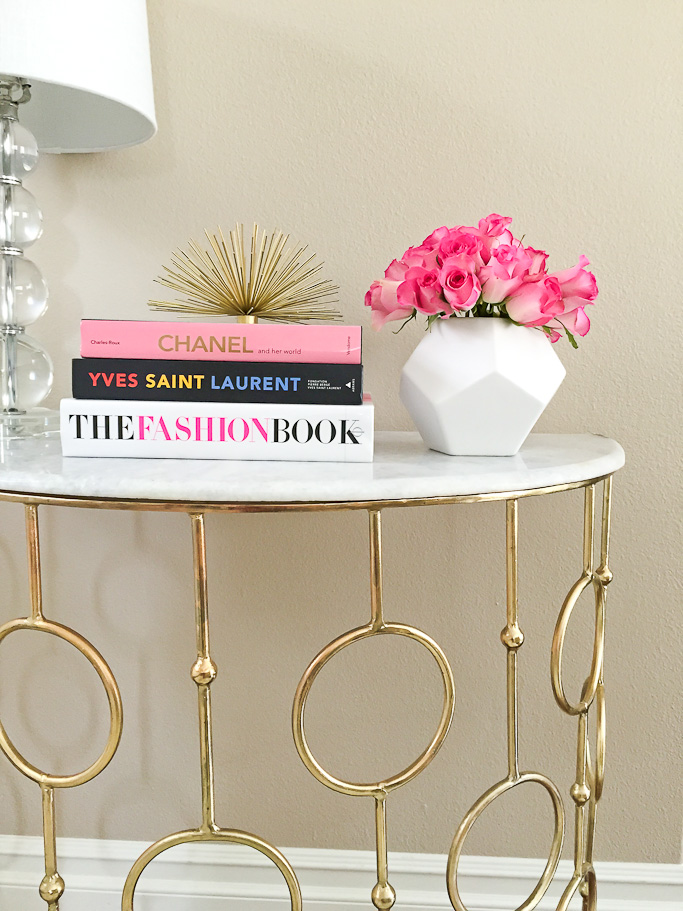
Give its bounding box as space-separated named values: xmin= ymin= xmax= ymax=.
xmin=60 ymin=397 xmax=374 ymax=463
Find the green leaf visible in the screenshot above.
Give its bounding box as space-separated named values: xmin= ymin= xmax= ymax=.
xmin=564 ymin=326 xmax=579 ymax=349
xmin=392 ymin=310 xmax=417 ymax=334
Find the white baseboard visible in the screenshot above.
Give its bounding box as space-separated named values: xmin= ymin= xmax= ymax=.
xmin=0 ymin=836 xmax=680 ymax=910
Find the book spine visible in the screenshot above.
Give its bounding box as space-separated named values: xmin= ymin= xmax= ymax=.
xmin=80 ymin=320 xmax=362 ymax=364
xmin=72 ymin=359 xmax=363 ymax=405
xmin=60 ymin=398 xmax=374 ymax=463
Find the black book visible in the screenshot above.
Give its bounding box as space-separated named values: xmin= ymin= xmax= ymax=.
xmin=72 ymin=358 xmax=363 ymax=405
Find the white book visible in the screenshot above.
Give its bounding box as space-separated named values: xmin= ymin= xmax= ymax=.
xmin=60 ymin=396 xmax=374 ymax=463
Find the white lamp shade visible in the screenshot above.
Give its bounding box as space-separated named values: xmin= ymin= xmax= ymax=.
xmin=0 ymin=0 xmax=156 ymax=152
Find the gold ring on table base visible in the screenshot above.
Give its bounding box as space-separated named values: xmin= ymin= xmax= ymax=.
xmin=587 ymin=681 xmax=606 ymax=803
xmin=0 ymin=616 xmax=122 ymax=787
xmin=121 ymin=827 xmax=302 ymax=911
xmin=293 ymin=509 xmax=456 ymax=911
xmin=446 ymin=771 xmax=564 ymax=911
xmin=551 ymin=574 xmax=605 ymax=716
xmin=293 ymin=620 xmax=455 ymax=796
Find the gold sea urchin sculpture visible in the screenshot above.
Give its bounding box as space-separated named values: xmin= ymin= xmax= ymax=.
xmin=149 ymin=223 xmax=341 ymax=323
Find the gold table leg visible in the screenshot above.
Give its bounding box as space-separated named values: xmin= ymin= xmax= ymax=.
xmin=447 ymin=479 xmax=613 ymax=911
xmin=122 ymin=511 xmax=301 ymax=910
xmin=447 ymin=499 xmax=565 ymax=911
xmin=293 ymin=508 xmax=456 ymax=910
xmin=0 ymin=504 xmax=123 ymax=910
xmin=551 ymin=478 xmax=612 ymax=911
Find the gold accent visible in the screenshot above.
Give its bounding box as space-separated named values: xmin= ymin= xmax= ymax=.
xmin=551 ymin=479 xmax=612 ymax=911
xmin=0 ymin=470 xmax=616 ymax=514
xmin=39 ymin=784 xmax=64 ymax=909
xmin=588 ymin=680 xmax=606 ymax=805
xmin=551 ymin=486 xmax=606 ymax=717
xmin=0 ymin=506 xmax=123 ymax=909
xmin=551 ymin=574 xmax=605 ymax=716
xmin=0 ymin=472 xmax=617 ymax=910
xmin=122 ymin=512 xmax=301 ymax=909
xmin=447 ymin=499 xmax=565 ymax=911
xmin=596 ymin=475 xmax=613 ymax=585
xmin=149 ymin=223 xmax=341 ymax=322
xmin=293 ymin=509 xmax=455 ymax=909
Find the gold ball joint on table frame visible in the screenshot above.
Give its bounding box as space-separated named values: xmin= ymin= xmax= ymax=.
xmin=0 ymin=471 xmax=614 ymax=910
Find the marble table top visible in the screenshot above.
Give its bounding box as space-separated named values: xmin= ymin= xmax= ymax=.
xmin=0 ymin=432 xmax=624 ymax=507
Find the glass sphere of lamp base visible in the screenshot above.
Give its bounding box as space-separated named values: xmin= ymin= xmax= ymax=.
xmin=0 ymin=332 xmax=54 ymax=411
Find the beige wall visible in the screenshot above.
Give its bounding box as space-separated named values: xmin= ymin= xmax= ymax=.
xmin=0 ymin=0 xmax=681 ymax=865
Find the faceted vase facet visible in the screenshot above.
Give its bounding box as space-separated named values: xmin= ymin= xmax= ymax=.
xmin=399 ymin=318 xmax=566 ymax=456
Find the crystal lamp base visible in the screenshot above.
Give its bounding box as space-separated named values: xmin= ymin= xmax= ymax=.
xmin=0 ymin=407 xmax=60 ymax=441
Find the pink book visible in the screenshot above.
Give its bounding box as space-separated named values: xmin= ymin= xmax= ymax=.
xmin=80 ymin=320 xmax=362 ymax=364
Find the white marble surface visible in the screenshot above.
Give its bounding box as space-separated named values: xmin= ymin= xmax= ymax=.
xmin=0 ymin=432 xmax=624 ymax=504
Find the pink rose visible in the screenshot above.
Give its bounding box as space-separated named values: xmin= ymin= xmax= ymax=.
xmin=524 ymin=245 xmax=548 ymax=274
xmin=384 ymin=244 xmax=439 ymax=280
xmin=472 ymin=215 xmax=515 ymax=263
xmin=492 ymin=244 xmax=531 ymax=272
xmin=548 ymin=255 xmax=598 ymax=310
xmin=422 ymin=226 xmax=451 ymax=248
xmin=505 ymin=274 xmax=564 ymax=326
xmin=542 ymin=255 xmax=597 ymax=341
xmin=384 ymin=259 xmax=409 ymax=280
xmin=485 ymin=229 xmax=514 ymax=259
xmin=438 ymin=229 xmax=485 ymax=267
xmin=397 ymin=267 xmax=446 ymax=315
xmin=547 ymin=306 xmax=591 ymax=341
xmin=479 ymin=244 xmax=531 ymax=303
xmin=367 ymin=222 xmax=596 ymax=344
xmin=439 ymin=255 xmax=481 ymax=311
xmin=402 ymin=243 xmax=440 ymax=270
xmin=478 ymin=213 xmax=513 ymax=237
xmin=563 ymin=306 xmax=590 ymax=335
xmin=364 ymin=279 xmax=413 ymax=329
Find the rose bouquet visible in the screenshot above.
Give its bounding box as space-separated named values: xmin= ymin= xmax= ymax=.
xmin=364 ymin=215 xmax=597 ymax=347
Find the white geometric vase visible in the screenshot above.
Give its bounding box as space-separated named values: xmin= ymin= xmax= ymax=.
xmin=399 ymin=317 xmax=566 ymax=456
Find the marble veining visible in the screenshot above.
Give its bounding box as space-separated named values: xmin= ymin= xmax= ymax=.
xmin=0 ymin=432 xmax=624 ymax=504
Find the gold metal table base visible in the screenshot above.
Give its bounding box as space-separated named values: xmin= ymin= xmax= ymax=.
xmin=120 ymin=512 xmax=302 ymax=909
xmin=446 ymin=481 xmax=612 ymax=911
xmin=447 ymin=499 xmax=565 ymax=911
xmin=293 ymin=509 xmax=456 ymax=909
xmin=0 ymin=505 xmax=123 ymax=910
xmin=0 ymin=474 xmax=614 ymax=911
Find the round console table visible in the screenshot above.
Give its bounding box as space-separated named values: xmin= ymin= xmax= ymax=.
xmin=0 ymin=431 xmax=624 ymax=911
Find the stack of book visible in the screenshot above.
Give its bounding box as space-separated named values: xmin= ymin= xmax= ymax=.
xmin=60 ymin=320 xmax=373 ymax=462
